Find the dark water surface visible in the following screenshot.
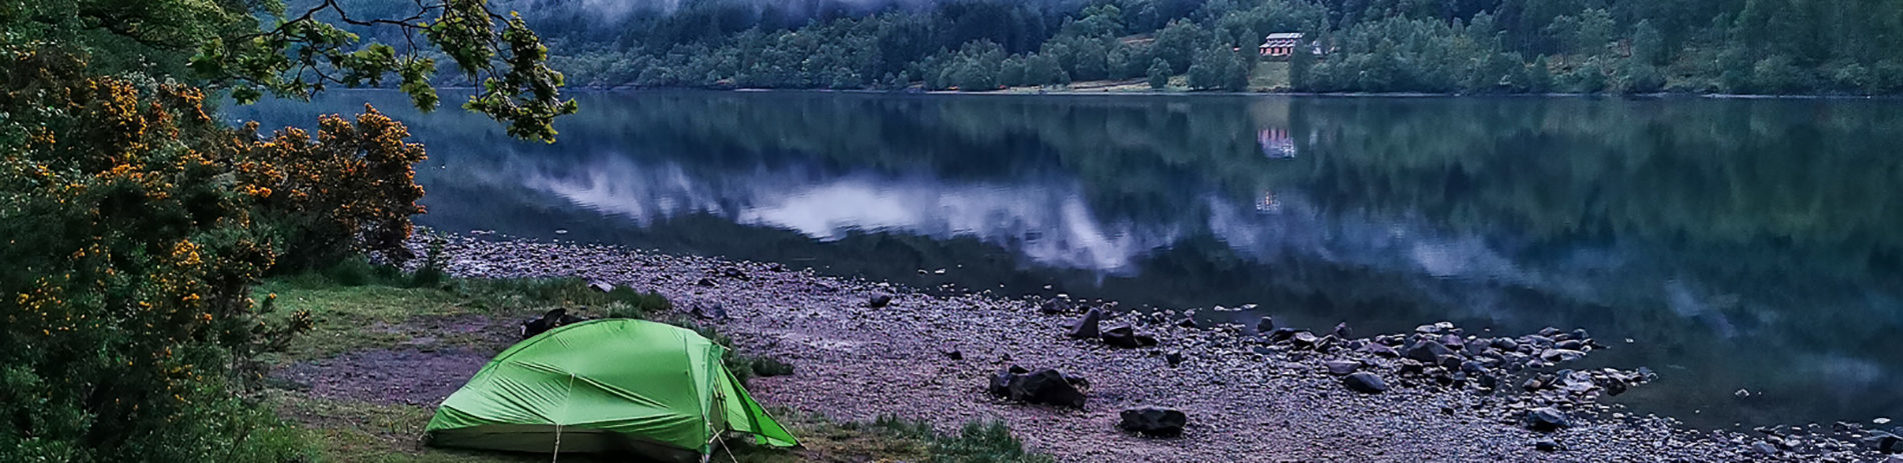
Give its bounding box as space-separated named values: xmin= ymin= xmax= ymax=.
xmin=234 ymin=90 xmax=1903 ymax=429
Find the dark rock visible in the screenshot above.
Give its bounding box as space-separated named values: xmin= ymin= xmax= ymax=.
xmin=1523 ymin=374 xmax=1556 ymax=391
xmin=1538 ymin=327 xmax=1562 ymax=336
xmin=1540 ymin=349 xmax=1587 ymax=363
xmin=689 ymin=301 xmax=729 ymax=320
xmin=1439 ymin=334 xmax=1465 ymax=349
xmin=1490 ymin=338 xmax=1520 ymax=351
xmin=987 ymin=368 xmax=1087 ymax=408
xmin=1886 ymin=455 xmax=1903 ymax=463
xmin=1256 ymin=316 xmax=1277 ymax=333
xmin=866 ymin=294 xmax=893 ymax=308
xmin=719 ymin=267 xmax=750 ymax=280
xmin=1533 ymin=439 xmax=1564 ymax=452
xmin=942 ymin=349 xmax=963 ymax=360
xmin=1459 ymin=360 xmax=1488 ymax=375
xmin=1437 ymin=355 xmax=1463 ymax=370
xmin=1040 ymin=297 xmax=1073 ymax=315
xmin=1526 ymin=407 xmax=1572 ymax=432
xmin=521 ymin=308 xmax=588 ymax=339
xmin=1331 ymin=322 xmax=1352 ymax=339
xmin=767 ymin=263 xmax=787 ymax=272
xmin=695 ymin=278 xmax=718 ymax=287
xmin=1359 ymin=343 xmax=1399 ymax=358
xmin=1176 ymin=318 xmax=1199 ymax=329
xmin=1342 ymin=372 xmax=1388 ymax=393
xmin=1289 ymin=331 xmax=1320 ymax=349
xmin=1397 ymin=359 xmax=1426 ymax=375
xmin=1101 ymin=324 xmax=1158 ymax=348
xmin=1404 ymin=340 xmax=1455 ymax=363
xmin=1556 ymin=339 xmax=1586 ymax=350
xmin=1751 ymin=441 xmax=1778 ymax=456
xmin=1266 ymin=327 xmax=1299 ymax=343
xmin=1323 ymin=360 xmax=1359 ymax=376
xmin=1118 ymin=408 xmax=1188 ymax=437
xmin=1601 ymin=376 xmax=1629 ymax=396
xmin=1867 ymin=431 xmax=1901 ymax=453
xmin=1068 ymin=309 xmax=1104 ymax=339
xmin=1165 ymin=350 xmax=1185 ymax=368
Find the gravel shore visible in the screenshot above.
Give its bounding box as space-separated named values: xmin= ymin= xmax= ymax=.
xmin=430 ymin=234 xmax=1899 ymax=462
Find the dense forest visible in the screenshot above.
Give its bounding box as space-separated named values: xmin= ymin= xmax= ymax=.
xmin=375 ymin=0 xmax=1903 ymax=94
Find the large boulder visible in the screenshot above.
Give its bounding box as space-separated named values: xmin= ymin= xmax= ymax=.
xmin=988 ymin=368 xmax=1087 ymax=408
xmin=866 ymin=294 xmax=893 ymax=308
xmin=1118 ymin=408 xmax=1187 ymax=437
xmin=1342 ymin=372 xmax=1388 ymax=394
xmin=1068 ymin=309 xmax=1105 ymax=339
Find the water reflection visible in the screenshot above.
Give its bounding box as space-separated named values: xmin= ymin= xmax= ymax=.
xmin=231 ymin=90 xmax=1903 ymax=429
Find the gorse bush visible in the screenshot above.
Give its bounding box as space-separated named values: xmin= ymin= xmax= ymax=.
xmin=0 ymin=48 xmax=427 ymax=462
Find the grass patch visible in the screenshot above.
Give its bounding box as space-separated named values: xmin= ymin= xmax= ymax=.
xmin=1250 ymin=60 xmax=1291 ymax=91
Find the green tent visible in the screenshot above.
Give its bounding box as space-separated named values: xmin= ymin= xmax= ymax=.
xmin=425 ymin=319 xmax=797 ymax=462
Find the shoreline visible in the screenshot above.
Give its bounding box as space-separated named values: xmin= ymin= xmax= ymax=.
xmin=550 ymin=85 xmax=1903 ymax=101
xmin=424 ymin=233 xmax=1901 ymax=462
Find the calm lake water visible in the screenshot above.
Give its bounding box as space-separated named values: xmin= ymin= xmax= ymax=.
xmin=234 ymin=90 xmax=1903 ymax=428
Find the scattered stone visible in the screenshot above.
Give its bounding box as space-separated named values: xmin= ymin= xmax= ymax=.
xmin=520 ymin=308 xmax=588 ymax=339
xmin=1734 ymin=388 xmax=1750 ymax=399
xmin=942 ymin=349 xmax=963 ymax=360
xmin=987 ymin=368 xmax=1086 ymax=408
xmin=1068 ymin=309 xmax=1104 ymax=339
xmin=1289 ymin=331 xmax=1320 ymax=349
xmin=1540 ymin=349 xmax=1587 ymax=363
xmin=1255 ymin=316 xmax=1276 ymax=333
xmin=1165 ymin=350 xmax=1185 ymax=368
xmin=1878 ymin=417 xmax=1894 ymax=425
xmin=1040 ymin=297 xmax=1073 ymax=315
xmin=1526 ymin=407 xmax=1572 ymax=432
xmin=1358 ymin=343 xmax=1399 ymax=358
xmin=1404 ymin=339 xmax=1454 ymax=363
xmin=1323 ymin=360 xmax=1359 ymax=376
xmin=866 ymin=294 xmax=893 ymax=308
xmin=1342 ymin=372 xmax=1388 ymax=394
xmin=1118 ymin=407 xmax=1188 ymax=437
xmin=1750 ymin=441 xmax=1778 ymax=456
xmin=588 ymin=281 xmax=615 ymax=293
xmin=1867 ymin=431 xmax=1901 ymax=453
xmin=1533 ymin=439 xmax=1564 ymax=452
xmin=1331 ymin=322 xmax=1352 ymax=339
xmin=1101 ymin=324 xmax=1158 ymax=348
xmin=719 ymin=267 xmax=750 ymax=280
xmin=1176 ymin=318 xmax=1199 ymax=329
xmin=1266 ymin=327 xmax=1299 ymax=343
xmin=694 ymin=277 xmax=718 ymax=287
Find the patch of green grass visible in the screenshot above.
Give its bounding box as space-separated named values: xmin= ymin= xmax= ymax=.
xmin=260 ymin=268 xmax=672 ymax=361
xmin=1250 ymin=60 xmax=1291 ymax=91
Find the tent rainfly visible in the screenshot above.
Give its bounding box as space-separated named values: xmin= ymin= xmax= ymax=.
xmin=425 ymin=319 xmax=797 ymax=462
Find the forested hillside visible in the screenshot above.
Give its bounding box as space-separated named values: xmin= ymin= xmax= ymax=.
xmin=387 ymin=0 xmax=1903 ymax=94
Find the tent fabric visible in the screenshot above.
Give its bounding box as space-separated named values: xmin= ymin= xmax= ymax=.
xmin=425 ymin=319 xmax=797 ymax=460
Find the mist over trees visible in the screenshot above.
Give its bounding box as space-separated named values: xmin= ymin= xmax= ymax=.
xmin=336 ymin=0 xmax=1903 ymax=94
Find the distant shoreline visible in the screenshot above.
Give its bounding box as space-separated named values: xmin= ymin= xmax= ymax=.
xmin=550 ymin=85 xmax=1901 ymax=101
